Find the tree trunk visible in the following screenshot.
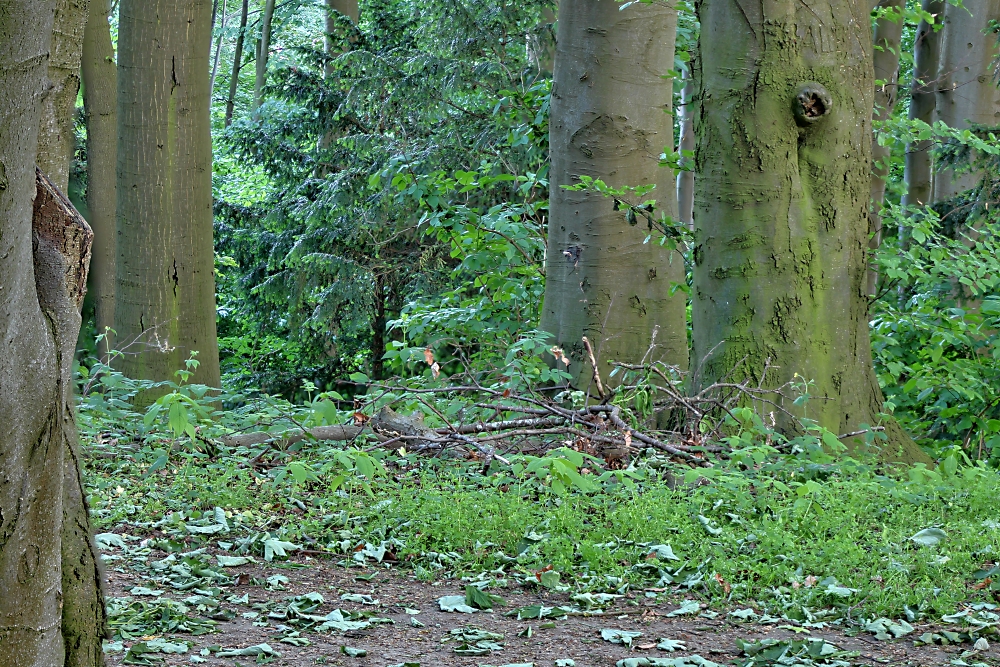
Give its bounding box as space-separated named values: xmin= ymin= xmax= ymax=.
xmin=541 ymin=0 xmax=688 ymax=391
xmin=210 ymin=0 xmax=228 ymax=97
xmin=902 ymin=0 xmax=945 ymax=209
xmin=867 ymin=0 xmax=905 ymax=295
xmin=676 ymin=68 xmax=696 ymax=230
xmin=315 ymin=0 xmax=359 ymax=173
xmin=116 ymin=0 xmax=221 ymax=393
xmin=691 ymin=0 xmax=930 ymax=463
xmin=933 ymin=0 xmax=1000 ymax=201
xmin=528 ymin=3 xmax=558 ymax=76
xmin=82 ymin=0 xmax=118 ymax=343
xmin=36 ymin=0 xmax=91 ymax=194
xmin=254 ymin=0 xmax=276 ymax=113
xmin=1 ymin=6 xmax=108 ymax=664
xmin=225 ymin=0 xmax=248 ymax=127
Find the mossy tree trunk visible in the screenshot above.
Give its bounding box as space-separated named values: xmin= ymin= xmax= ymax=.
xmin=933 ymin=0 xmax=1000 ymax=200
xmin=868 ymin=0 xmax=905 ymax=295
xmin=82 ymin=0 xmax=118 ymax=341
xmin=691 ymin=0 xmax=930 ymax=463
xmin=116 ymin=0 xmax=221 ymax=391
xmin=1 ymin=5 xmax=107 ymax=663
xmin=541 ymin=0 xmax=688 ymax=392
xmin=36 ymin=0 xmax=90 ymax=195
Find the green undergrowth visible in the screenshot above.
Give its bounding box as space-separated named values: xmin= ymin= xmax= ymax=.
xmin=86 ymin=443 xmax=1000 ymax=628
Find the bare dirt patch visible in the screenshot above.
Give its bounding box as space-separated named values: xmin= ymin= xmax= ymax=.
xmin=103 ymin=552 xmax=999 ymax=667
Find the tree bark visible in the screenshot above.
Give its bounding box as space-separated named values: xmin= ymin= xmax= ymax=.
xmin=1 ymin=6 xmax=108 ymax=664
xmin=116 ymin=0 xmax=221 ymax=393
xmin=254 ymin=0 xmax=276 ymax=113
xmin=932 ymin=0 xmax=1000 ymax=201
xmin=868 ymin=0 xmax=905 ymax=296
xmin=902 ymin=0 xmax=945 ymax=210
xmin=82 ymin=0 xmax=118 ymax=342
xmin=676 ymin=67 xmax=696 ymax=230
xmin=36 ymin=0 xmax=91 ymax=194
xmin=691 ymin=0 xmax=930 ymax=463
xmin=225 ymin=0 xmax=248 ymax=127
xmin=541 ymin=0 xmax=688 ymax=391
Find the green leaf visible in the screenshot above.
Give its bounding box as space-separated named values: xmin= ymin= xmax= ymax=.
xmin=909 ymin=527 xmax=947 ymax=547
xmin=600 ymin=628 xmax=642 ymax=646
xmin=465 ymin=584 xmax=494 ymax=610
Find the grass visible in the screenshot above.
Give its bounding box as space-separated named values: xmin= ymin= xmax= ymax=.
xmin=85 ymin=442 xmax=1000 ymax=624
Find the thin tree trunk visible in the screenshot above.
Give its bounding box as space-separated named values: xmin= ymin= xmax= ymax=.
xmin=83 ymin=0 xmax=118 ymax=343
xmin=1 ymin=6 xmax=107 ymax=664
xmin=254 ymin=0 xmax=276 ymax=113
xmin=528 ymin=3 xmax=558 ymax=76
xmin=210 ymin=0 xmax=228 ymax=97
xmin=933 ymin=0 xmax=1000 ymax=201
xmin=116 ymin=0 xmax=221 ymax=394
xmin=691 ymin=0 xmax=930 ymax=463
xmin=676 ymin=67 xmax=696 ymax=230
xmin=316 ymin=0 xmax=359 ymax=173
xmin=868 ymin=0 xmax=906 ymax=296
xmin=37 ymin=0 xmax=91 ymax=194
xmin=541 ymin=0 xmax=688 ymax=391
xmin=225 ymin=0 xmax=248 ymax=127
xmin=902 ymin=0 xmax=945 ymax=210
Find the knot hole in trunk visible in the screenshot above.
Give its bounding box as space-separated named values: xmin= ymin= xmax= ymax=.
xmin=793 ymin=82 xmax=832 ymax=126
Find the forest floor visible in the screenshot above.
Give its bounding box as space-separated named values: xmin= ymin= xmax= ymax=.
xmin=101 ymin=545 xmax=1000 ymax=667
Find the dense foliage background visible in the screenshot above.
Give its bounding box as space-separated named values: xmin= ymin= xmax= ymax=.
xmin=72 ymin=0 xmax=1000 ymax=465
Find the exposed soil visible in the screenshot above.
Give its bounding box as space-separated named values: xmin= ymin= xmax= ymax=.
xmin=103 ymin=552 xmax=1000 ymax=667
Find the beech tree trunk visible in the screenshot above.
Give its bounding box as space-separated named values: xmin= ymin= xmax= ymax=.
xmin=254 ymin=0 xmax=276 ymax=112
xmin=36 ymin=0 xmax=91 ymax=194
xmin=933 ymin=0 xmax=1000 ymax=201
xmin=692 ymin=0 xmax=929 ymax=463
xmin=541 ymin=0 xmax=688 ymax=391
xmin=902 ymin=0 xmax=945 ymax=209
xmin=1 ymin=5 xmax=107 ymax=664
xmin=225 ymin=0 xmax=249 ymax=127
xmin=867 ymin=0 xmax=905 ymax=295
xmin=82 ymin=0 xmax=118 ymax=341
xmin=116 ymin=0 xmax=221 ymax=392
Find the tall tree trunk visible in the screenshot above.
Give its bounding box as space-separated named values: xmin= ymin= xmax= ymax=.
xmin=225 ymin=0 xmax=248 ymax=127
xmin=676 ymin=68 xmax=696 ymax=229
xmin=868 ymin=0 xmax=905 ymax=295
xmin=933 ymin=0 xmax=1000 ymax=201
xmin=902 ymin=0 xmax=945 ymax=209
xmin=254 ymin=0 xmax=276 ymax=113
xmin=691 ymin=0 xmax=929 ymax=463
xmin=210 ymin=0 xmax=228 ymax=97
xmin=36 ymin=0 xmax=91 ymax=194
xmin=541 ymin=0 xmax=688 ymax=392
xmin=1 ymin=5 xmax=108 ymax=664
xmin=82 ymin=0 xmax=118 ymax=343
xmin=116 ymin=0 xmax=221 ymax=392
